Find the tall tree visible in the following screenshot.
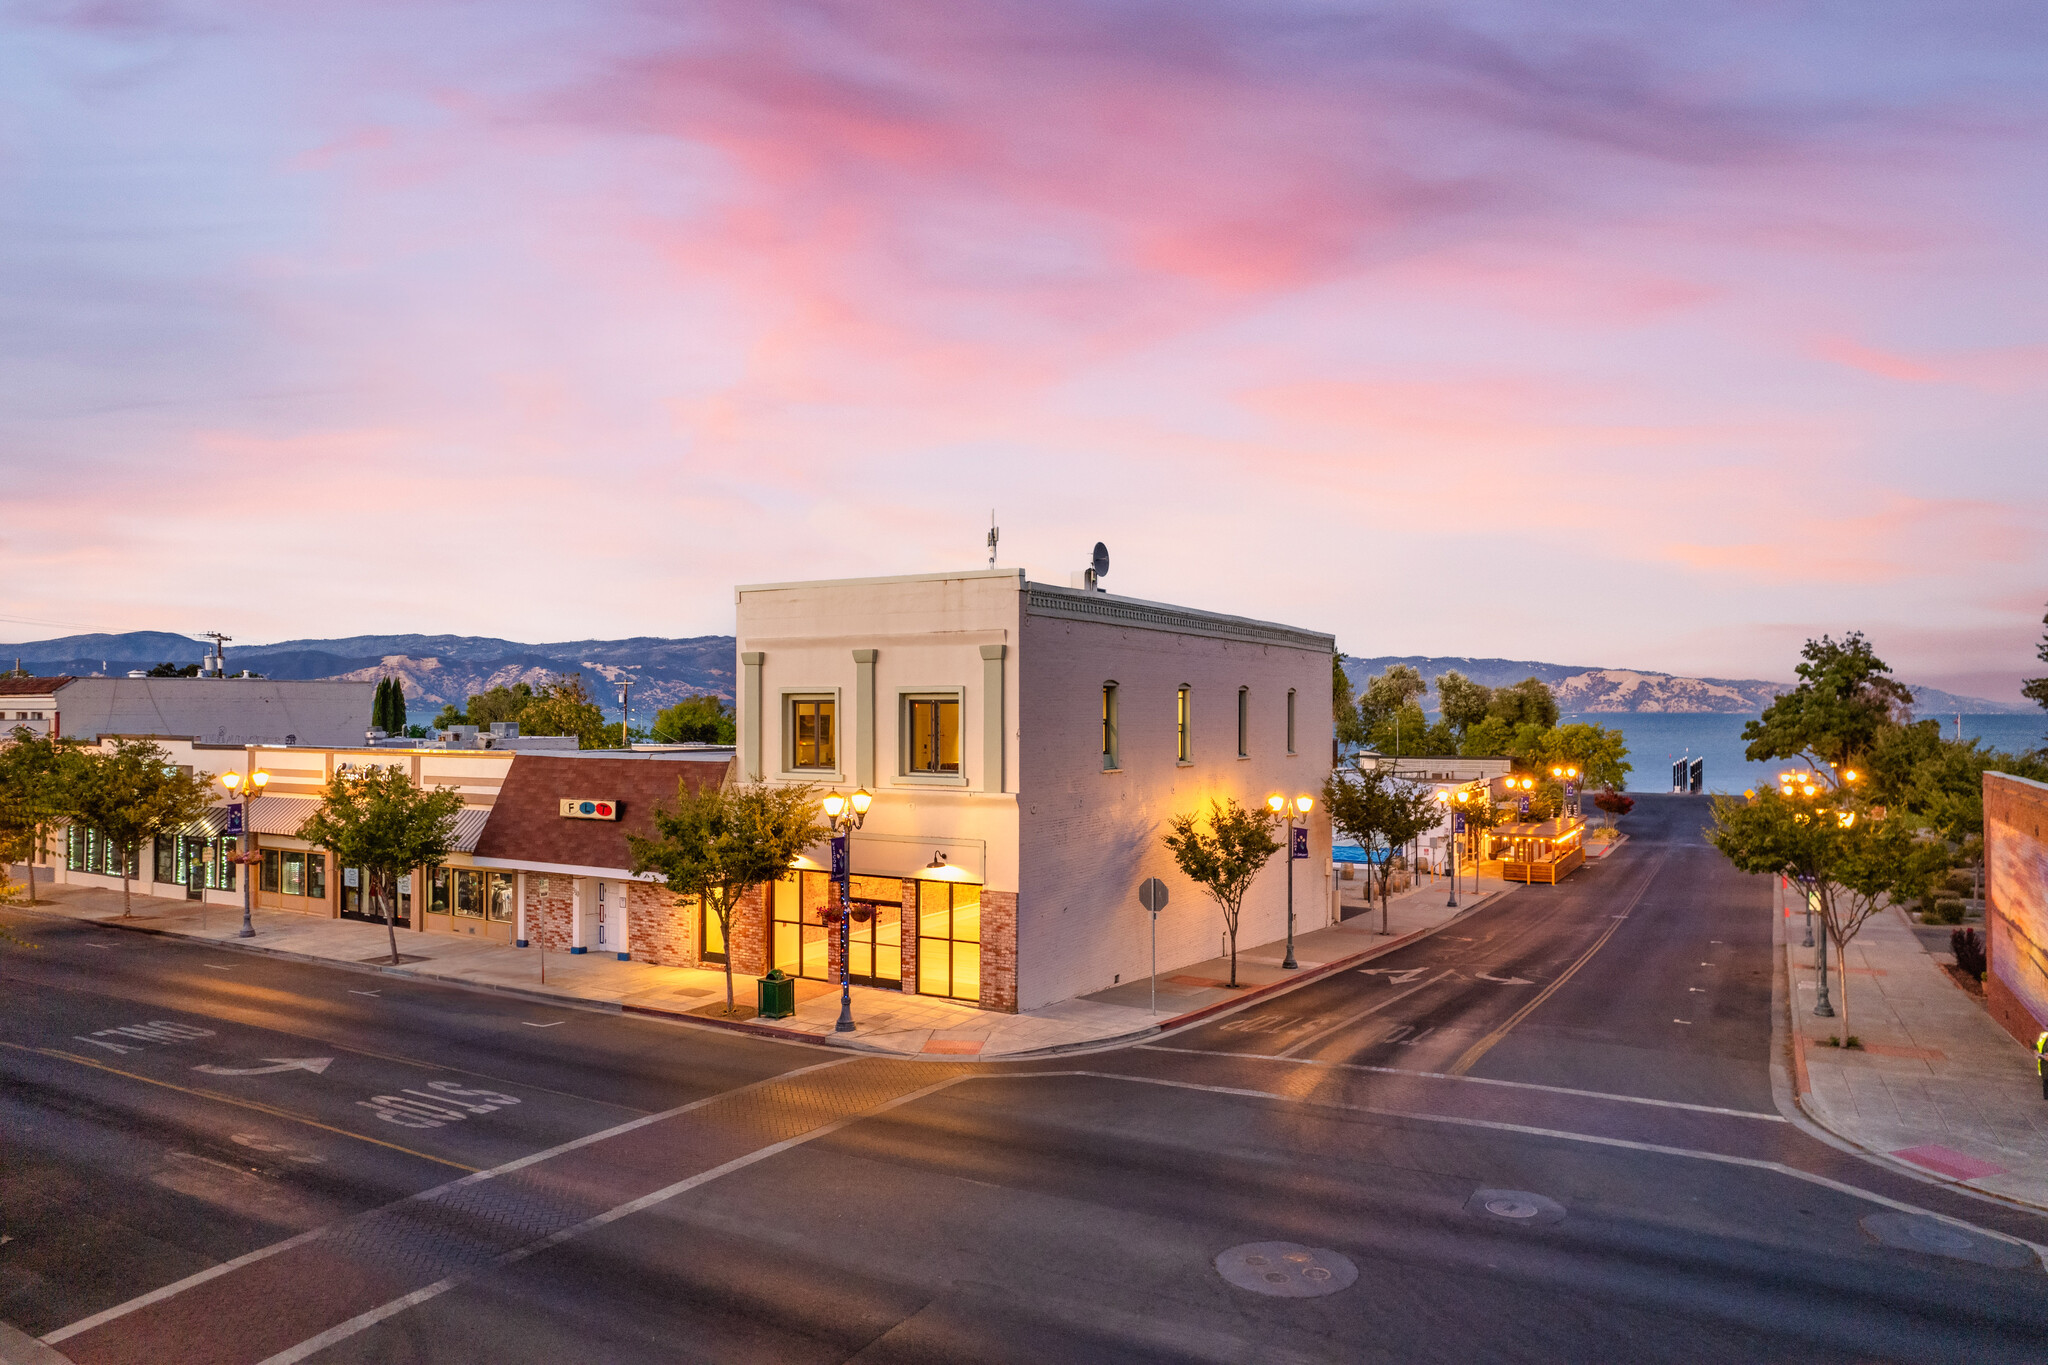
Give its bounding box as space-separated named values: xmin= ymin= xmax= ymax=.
xmin=1163 ymin=797 xmax=1280 ymax=987
xmin=0 ymin=727 xmax=78 ymax=905
xmin=1332 ymin=655 xmax=1367 ymax=748
xmin=2024 ymin=605 xmax=2048 ymax=740
xmin=62 ymin=740 xmax=214 ymax=916
xmin=516 ymin=674 xmax=609 ymax=748
xmin=1323 ymin=766 xmax=1443 ymax=933
xmin=650 ymin=694 xmax=737 ymax=745
xmin=628 ymin=780 xmax=825 ymax=1015
xmin=1357 ymin=665 xmax=1428 ymax=735
xmin=1708 ymin=785 xmax=1937 ymax=1043
xmin=297 ymin=766 xmax=463 ymax=964
xmin=1742 ymin=632 xmax=1914 ymax=779
xmin=1487 ymin=677 xmax=1560 ymax=730
xmin=1435 ymin=672 xmax=1493 ymax=739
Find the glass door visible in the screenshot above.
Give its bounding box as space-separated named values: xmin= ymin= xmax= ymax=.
xmin=847 ymin=875 xmax=902 ymax=989
xmin=771 ymin=872 xmax=833 ymax=981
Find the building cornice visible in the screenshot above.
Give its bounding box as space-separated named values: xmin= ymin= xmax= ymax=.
xmin=1023 ymin=583 xmax=1334 ymax=652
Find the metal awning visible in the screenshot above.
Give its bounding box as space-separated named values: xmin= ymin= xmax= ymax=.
xmin=181 ymin=806 xmax=236 ymax=838
xmin=449 ymin=806 xmax=492 ymax=854
xmin=248 ymin=798 xmax=316 ymax=837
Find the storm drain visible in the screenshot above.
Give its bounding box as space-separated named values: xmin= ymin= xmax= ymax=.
xmin=1466 ymin=1189 xmax=1567 ymax=1226
xmin=1215 ymin=1242 xmax=1357 ymax=1298
xmin=1859 ymin=1212 xmax=2037 ymax=1269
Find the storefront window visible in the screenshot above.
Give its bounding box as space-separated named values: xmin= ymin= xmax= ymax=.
xmin=430 ymin=867 xmax=451 ymax=914
xmin=281 ymin=852 xmax=304 ymax=897
xmin=487 ymin=872 xmax=515 ymax=923
xmin=770 ymin=871 xmax=832 ymax=980
xmin=154 ymin=838 xmax=177 ymax=885
xmin=262 ymin=848 xmax=282 ymax=893
xmin=455 ymin=868 xmax=485 ymax=917
xmin=695 ymin=894 xmax=724 ymax=964
xmin=211 ymin=838 xmax=237 ymax=891
xmin=917 ymin=881 xmax=982 ymax=1002
xmin=306 ymin=854 xmax=326 ymax=900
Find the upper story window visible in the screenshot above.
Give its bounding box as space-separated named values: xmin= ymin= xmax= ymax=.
xmin=1102 ymin=682 xmax=1120 ymax=770
xmin=789 ymin=697 xmax=836 ymax=770
xmin=1237 ymin=687 xmax=1249 ymax=758
xmin=1176 ymin=686 xmax=1191 ymax=763
xmin=906 ymin=697 xmax=961 ymax=774
xmin=1287 ymin=689 xmax=1297 ymax=755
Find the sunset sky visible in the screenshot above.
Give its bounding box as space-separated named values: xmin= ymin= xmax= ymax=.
xmin=5 ymin=1 xmax=2046 ymax=700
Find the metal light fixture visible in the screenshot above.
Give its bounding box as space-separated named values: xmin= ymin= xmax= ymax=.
xmin=819 ymin=788 xmax=875 ymax=1033
xmin=217 ymin=768 xmax=268 ymax=939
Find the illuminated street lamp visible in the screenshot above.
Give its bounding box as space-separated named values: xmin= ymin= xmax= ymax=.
xmin=218 ymin=768 xmax=269 ymax=938
xmin=1551 ymin=764 xmax=1581 ymax=817
xmin=820 ymin=787 xmax=873 ymax=1033
xmin=1267 ymin=793 xmax=1314 ymax=970
xmin=1435 ymin=787 xmax=1472 ymax=908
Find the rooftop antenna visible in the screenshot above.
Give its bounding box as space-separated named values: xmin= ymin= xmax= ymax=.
xmin=986 ymin=511 xmax=1000 ymax=569
xmin=1071 ymin=541 xmax=1109 ymax=593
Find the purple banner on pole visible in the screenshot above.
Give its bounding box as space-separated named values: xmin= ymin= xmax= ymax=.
xmin=1291 ymin=825 xmax=1308 ymax=860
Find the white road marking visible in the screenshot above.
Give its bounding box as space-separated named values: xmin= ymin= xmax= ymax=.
xmin=194 ymin=1058 xmax=334 ymax=1077
xmin=42 ymin=1056 xmax=858 ymax=1346
xmin=1358 ymin=967 xmax=1432 ymax=984
xmin=1136 ymin=1045 xmax=1786 ymax=1120
xmin=1689 ymin=987 xmax=1706 ymax=993
xmin=74 ymin=1021 xmax=215 ymax=1054
xmin=202 ymin=964 xmax=231 ymax=970
xmin=1059 ymin=1070 xmax=2043 ymax=1263
xmin=522 ymin=1020 xmax=564 ymax=1028
xmin=1474 ymin=972 xmax=1535 ymax=986
xmin=349 ymin=990 xmax=381 ymax=997
xmin=1673 ymin=1019 xmax=1692 ymax=1025
xmin=1275 ymin=970 xmax=1458 ymax=1059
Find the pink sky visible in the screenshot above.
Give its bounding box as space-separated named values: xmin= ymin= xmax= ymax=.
xmin=4 ymin=1 xmax=2046 ymax=700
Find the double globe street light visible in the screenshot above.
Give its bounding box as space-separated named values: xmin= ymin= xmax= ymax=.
xmin=217 ymin=768 xmax=269 ymax=939
xmin=1435 ymin=787 xmax=1473 ymax=908
xmin=1266 ymin=793 xmax=1314 ymax=970
xmin=820 ymin=788 xmax=873 ymax=1033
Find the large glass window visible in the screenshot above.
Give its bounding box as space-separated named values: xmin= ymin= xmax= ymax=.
xmin=155 ymin=837 xmax=177 ymax=885
xmin=430 ymin=867 xmax=452 ymax=914
xmin=906 ymin=697 xmax=960 ymax=774
xmin=306 ymin=854 xmax=326 ymax=900
xmin=487 ymin=872 xmax=515 ymax=923
xmin=68 ymin=827 xmax=137 ymax=878
xmin=455 ymin=869 xmax=486 ymax=918
xmin=790 ymin=698 xmax=836 ymax=770
xmin=770 ymin=871 xmax=832 ymax=980
xmin=917 ymin=881 xmax=982 ymax=1003
xmin=847 ymin=875 xmax=902 ymax=987
xmin=262 ymin=848 xmax=282 ymax=893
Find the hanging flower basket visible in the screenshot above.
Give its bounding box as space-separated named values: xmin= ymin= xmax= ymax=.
xmin=851 ymin=906 xmax=873 ymax=924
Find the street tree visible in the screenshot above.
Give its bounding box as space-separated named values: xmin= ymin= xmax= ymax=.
xmin=1592 ymin=788 xmax=1635 ymax=828
xmin=62 ymin=739 xmax=214 ymax=916
xmin=1708 ymin=786 xmax=1937 ymax=1044
xmin=628 ymin=780 xmax=825 ymax=1016
xmin=1163 ymin=797 xmax=1280 ymax=987
xmin=1742 ymin=632 xmax=1913 ymax=779
xmin=0 ymin=727 xmax=79 ymax=905
xmin=651 ymin=694 xmax=737 ymax=745
xmin=298 ymin=765 xmax=464 ymax=965
xmin=1323 ymin=766 xmax=1442 ymax=934
xmin=1487 ymin=677 xmax=1560 ymax=730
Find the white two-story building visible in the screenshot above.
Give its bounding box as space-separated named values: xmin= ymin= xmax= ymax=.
xmin=731 ymin=568 xmax=1335 ymax=1013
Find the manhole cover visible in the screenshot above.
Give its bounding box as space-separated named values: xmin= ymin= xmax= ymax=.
xmin=1215 ymin=1242 xmax=1358 ymax=1298
xmin=1467 ymin=1189 xmax=1566 ymax=1226
xmin=1860 ymin=1213 xmax=2037 ymax=1268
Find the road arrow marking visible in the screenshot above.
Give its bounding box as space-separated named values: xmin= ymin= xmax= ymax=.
xmin=1474 ymin=972 xmax=1535 ymax=986
xmin=1358 ymin=967 xmax=1431 ymax=984
xmin=193 ymin=1058 xmax=334 ymax=1076
xmin=349 ymin=990 xmax=381 ymax=997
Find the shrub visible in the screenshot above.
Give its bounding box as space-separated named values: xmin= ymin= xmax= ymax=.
xmin=1928 ymin=898 xmax=1966 ymax=925
xmin=1952 ymin=927 xmax=1987 ymax=978
xmin=1944 ymin=870 xmax=1976 ymax=897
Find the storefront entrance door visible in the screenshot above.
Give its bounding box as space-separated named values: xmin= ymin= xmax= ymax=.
xmin=846 ymin=875 xmax=903 ymax=990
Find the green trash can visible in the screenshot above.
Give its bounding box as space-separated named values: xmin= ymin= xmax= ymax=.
xmin=757 ymin=969 xmax=795 ymax=1020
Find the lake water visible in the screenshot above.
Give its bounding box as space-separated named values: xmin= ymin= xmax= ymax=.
xmin=1563 ymin=712 xmax=2047 ymax=795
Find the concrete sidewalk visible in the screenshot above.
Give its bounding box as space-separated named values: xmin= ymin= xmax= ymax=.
xmin=6 ymin=871 xmax=1508 ymax=1060
xmin=1782 ymin=896 xmax=2048 ymax=1211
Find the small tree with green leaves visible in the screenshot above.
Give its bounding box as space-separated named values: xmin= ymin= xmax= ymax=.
xmin=62 ymin=739 xmax=214 ymax=916
xmin=1323 ymin=766 xmax=1442 ymax=933
xmin=651 ymin=694 xmax=738 ymax=745
xmin=1163 ymin=797 xmax=1280 ymax=987
xmin=629 ymin=780 xmax=825 ymax=1015
xmin=1709 ymin=787 xmax=1938 ymax=1043
xmin=517 ymin=674 xmax=610 ymax=748
xmin=298 ymin=766 xmax=463 ymax=964
xmin=0 ymin=727 xmax=80 ymax=905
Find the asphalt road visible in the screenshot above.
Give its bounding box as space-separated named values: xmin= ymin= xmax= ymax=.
xmin=6 ymin=794 xmax=2048 ymax=1363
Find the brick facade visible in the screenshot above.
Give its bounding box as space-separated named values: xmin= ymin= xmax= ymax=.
xmin=1984 ymin=771 xmax=2048 ymax=1049
xmin=979 ymin=888 xmax=1018 ymax=1012
xmin=524 ymin=876 xmax=575 ymax=953
xmin=628 ymin=881 xmax=694 ymax=968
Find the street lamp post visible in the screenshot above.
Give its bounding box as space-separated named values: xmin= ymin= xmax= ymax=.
xmin=218 ymin=767 xmax=269 ymax=938
xmin=1267 ymin=794 xmax=1314 ymax=971
xmin=1436 ymin=788 xmax=1471 ymax=909
xmin=820 ymin=788 xmax=873 ymax=1034
xmin=1551 ymin=765 xmax=1580 ymax=817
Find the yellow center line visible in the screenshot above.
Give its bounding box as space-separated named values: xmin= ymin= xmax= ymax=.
xmin=1446 ymin=853 xmax=1668 ymax=1077
xmin=0 ymin=1039 xmax=477 ymax=1172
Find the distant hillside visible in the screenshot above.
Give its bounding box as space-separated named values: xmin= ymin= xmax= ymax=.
xmin=4 ymin=631 xmax=733 ymax=720
xmin=1340 ymin=655 xmax=2026 ymax=716
xmin=6 ymin=634 xmax=2024 ymax=719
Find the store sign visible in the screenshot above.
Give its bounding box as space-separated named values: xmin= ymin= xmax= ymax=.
xmin=559 ymin=799 xmax=619 ymax=821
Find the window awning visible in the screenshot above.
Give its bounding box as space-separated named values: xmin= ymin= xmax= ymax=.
xmin=248 ymin=798 xmax=316 ymax=837
xmin=449 ymin=807 xmax=492 ymax=854
xmin=181 ymin=806 xmax=237 ymax=838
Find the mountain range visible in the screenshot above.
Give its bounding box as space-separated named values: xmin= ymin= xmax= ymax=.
xmin=1338 ymin=655 xmax=2028 ymax=717
xmin=2 ymin=634 xmax=2028 ymax=719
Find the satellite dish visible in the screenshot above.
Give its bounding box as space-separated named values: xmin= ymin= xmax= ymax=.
xmin=1091 ymin=542 xmax=1109 ymax=579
